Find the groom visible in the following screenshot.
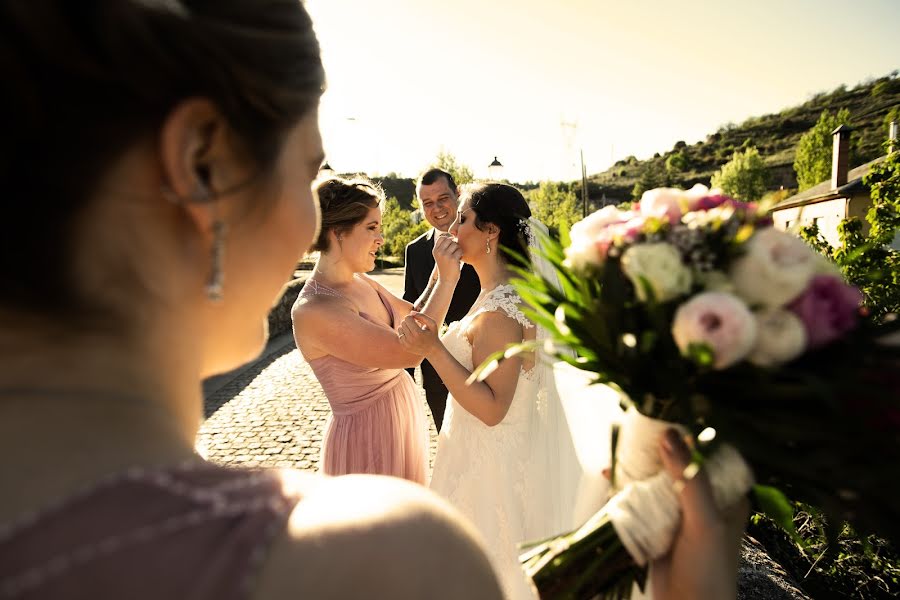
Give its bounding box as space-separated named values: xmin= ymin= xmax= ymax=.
xmin=404 ymin=168 xmax=480 ymax=432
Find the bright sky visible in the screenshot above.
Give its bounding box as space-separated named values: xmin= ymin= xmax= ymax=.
xmin=305 ymin=0 xmax=900 ymax=183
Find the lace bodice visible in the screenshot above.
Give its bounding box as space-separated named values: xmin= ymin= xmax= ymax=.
xmin=442 ymin=284 xmax=534 ymax=376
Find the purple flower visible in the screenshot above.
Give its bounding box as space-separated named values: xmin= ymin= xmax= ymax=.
xmin=690 ymin=194 xmax=730 ymax=211
xmin=787 ymin=275 xmax=863 ymax=349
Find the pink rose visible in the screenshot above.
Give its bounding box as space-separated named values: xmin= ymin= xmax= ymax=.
xmin=672 ymin=292 xmax=757 ymax=369
xmin=564 ymin=206 xmax=638 ymax=269
xmin=639 ymin=188 xmax=685 ymax=224
xmin=611 ymin=215 xmax=648 ymax=243
xmin=787 ymin=275 xmax=863 ymax=349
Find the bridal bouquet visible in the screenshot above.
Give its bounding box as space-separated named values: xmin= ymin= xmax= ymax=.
xmin=476 ymin=185 xmax=900 ymax=599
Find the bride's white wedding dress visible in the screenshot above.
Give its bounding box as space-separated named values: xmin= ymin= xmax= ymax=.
xmin=429 ymin=284 xmax=549 ymax=600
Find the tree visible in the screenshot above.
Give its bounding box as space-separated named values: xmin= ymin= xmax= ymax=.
xmin=710 ymin=146 xmax=769 ymax=202
xmin=380 ymin=196 xmax=429 ymax=260
xmin=665 ymin=151 xmax=689 ymax=175
xmin=799 ymin=149 xmax=900 ymax=318
xmin=632 ymin=162 xmax=669 ymax=200
xmin=793 ymin=108 xmax=852 ymax=191
xmin=434 ymin=150 xmax=474 ymax=186
xmin=526 ymin=182 xmax=581 ymax=236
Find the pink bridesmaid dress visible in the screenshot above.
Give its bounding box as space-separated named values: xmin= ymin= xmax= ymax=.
xmin=297 ymin=279 xmax=428 ymax=484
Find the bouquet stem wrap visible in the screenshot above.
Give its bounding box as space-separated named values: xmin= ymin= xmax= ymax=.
xmin=607 ymin=407 xmax=754 ymax=566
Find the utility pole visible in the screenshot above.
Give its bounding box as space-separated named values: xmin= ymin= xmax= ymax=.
xmin=581 ymin=150 xmax=589 ymax=218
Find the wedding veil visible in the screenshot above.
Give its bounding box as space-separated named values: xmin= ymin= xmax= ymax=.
xmin=523 ymin=217 xmax=620 ymax=539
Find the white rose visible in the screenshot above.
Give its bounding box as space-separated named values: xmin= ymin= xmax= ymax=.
xmin=747 ymin=309 xmax=807 ymax=367
xmin=564 ymin=206 xmax=634 ymax=269
xmin=730 ymin=228 xmax=819 ymax=308
xmin=621 ymin=243 xmax=692 ymax=302
xmin=639 ymin=188 xmax=686 ymax=223
xmin=672 ymin=292 xmax=757 ymax=369
xmin=684 ymin=183 xmax=713 ymax=204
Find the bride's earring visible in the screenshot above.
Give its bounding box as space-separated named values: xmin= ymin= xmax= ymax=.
xmin=485 ymin=239 xmax=491 ymax=254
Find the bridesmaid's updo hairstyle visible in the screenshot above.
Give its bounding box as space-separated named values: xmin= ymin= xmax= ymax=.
xmin=0 ymin=0 xmax=324 ymax=316
xmin=311 ymin=177 xmax=384 ymax=252
xmin=463 ymin=183 xmax=533 ymax=270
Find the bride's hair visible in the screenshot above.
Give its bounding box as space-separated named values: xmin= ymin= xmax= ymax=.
xmin=462 ymin=183 xmax=532 ymax=270
xmin=311 ymin=177 xmax=385 ymax=252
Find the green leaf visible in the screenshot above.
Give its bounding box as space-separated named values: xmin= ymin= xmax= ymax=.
xmin=754 ymin=485 xmax=805 ymax=546
xmin=687 ymin=342 xmax=715 ymax=367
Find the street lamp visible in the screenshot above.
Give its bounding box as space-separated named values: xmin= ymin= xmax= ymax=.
xmin=488 ymin=156 xmax=503 ymax=181
xmin=319 ymin=161 xmax=334 ymax=178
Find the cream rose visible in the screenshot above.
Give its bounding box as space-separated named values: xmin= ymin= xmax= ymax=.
xmin=730 ymin=228 xmax=820 ymax=308
xmin=747 ymin=309 xmax=807 ymax=367
xmin=621 ymin=243 xmax=692 ymax=302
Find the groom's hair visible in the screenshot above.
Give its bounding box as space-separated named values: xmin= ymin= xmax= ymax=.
xmin=417 ymin=168 xmax=457 ymax=195
xmin=463 ymin=182 xmax=532 ymax=270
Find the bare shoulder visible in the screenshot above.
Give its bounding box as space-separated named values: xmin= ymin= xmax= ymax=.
xmin=252 ymin=474 xmax=503 ymax=600
xmin=291 ymin=291 xmax=353 ymax=325
xmin=469 ymin=309 xmax=525 ymax=340
xmin=356 ymin=272 xmax=382 ymax=292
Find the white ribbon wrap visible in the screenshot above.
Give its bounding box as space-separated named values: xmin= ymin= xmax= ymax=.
xmin=606 ymin=407 xmax=754 ymax=566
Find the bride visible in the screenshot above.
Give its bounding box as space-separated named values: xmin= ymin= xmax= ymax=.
xmin=398 ymin=182 xmax=584 ymax=600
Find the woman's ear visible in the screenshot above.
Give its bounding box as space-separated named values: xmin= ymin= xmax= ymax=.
xmin=159 ymin=98 xmax=221 ymax=203
xmin=158 ymin=98 xmax=247 ymax=232
xmin=328 ymin=228 xmax=343 ymax=248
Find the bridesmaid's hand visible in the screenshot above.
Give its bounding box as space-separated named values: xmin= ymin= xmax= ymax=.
xmin=398 ymin=312 xmax=442 ymax=357
xmin=433 ymin=233 xmax=462 ymax=284
xmin=650 ymin=429 xmax=749 ymax=600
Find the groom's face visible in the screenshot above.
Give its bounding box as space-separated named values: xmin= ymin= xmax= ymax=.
xmin=417 ymin=177 xmax=458 ymax=232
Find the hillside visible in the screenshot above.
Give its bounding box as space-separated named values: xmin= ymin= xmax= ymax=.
xmin=587 ymin=71 xmax=900 ymax=203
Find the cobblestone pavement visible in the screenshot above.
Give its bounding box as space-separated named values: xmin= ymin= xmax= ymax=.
xmin=197 ymin=268 xmax=439 ymax=474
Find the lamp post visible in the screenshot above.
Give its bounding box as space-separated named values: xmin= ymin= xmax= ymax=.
xmin=488 ymin=156 xmax=504 ymax=181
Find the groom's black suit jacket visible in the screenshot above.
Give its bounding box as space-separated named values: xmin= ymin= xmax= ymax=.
xmin=403 ymin=228 xmax=480 ymax=431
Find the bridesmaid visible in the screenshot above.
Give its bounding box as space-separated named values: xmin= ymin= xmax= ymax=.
xmin=292 ymin=177 xmax=462 ymax=483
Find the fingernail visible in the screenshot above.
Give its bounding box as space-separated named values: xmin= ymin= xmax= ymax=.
xmin=662 ymin=428 xmax=679 ymax=455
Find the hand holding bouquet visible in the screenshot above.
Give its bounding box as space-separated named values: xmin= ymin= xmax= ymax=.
xmin=477 ymin=185 xmax=900 ymax=599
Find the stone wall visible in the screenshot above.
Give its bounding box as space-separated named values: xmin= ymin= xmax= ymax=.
xmin=267 ymin=276 xmax=308 ymax=340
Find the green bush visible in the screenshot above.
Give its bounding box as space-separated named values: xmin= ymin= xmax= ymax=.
xmin=526 ymin=181 xmax=582 ymax=236
xmin=799 ymin=149 xmax=900 ymax=318
xmin=380 ymin=196 xmax=429 ymax=262
xmin=710 ymin=146 xmax=769 ymax=201
xmin=794 ymin=108 xmax=853 ymax=191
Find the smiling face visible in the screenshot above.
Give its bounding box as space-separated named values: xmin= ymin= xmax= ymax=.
xmin=417 ymin=175 xmax=457 ymax=232
xmin=338 ymin=205 xmax=384 ymax=273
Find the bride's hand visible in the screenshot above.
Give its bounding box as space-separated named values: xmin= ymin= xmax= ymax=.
xmin=650 ymin=429 xmax=748 ymax=600
xmin=398 ymin=312 xmax=442 ymax=356
xmin=433 ymin=233 xmax=462 ymax=284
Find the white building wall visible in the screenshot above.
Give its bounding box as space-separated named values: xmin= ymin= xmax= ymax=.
xmin=772 ymin=198 xmax=846 ymax=247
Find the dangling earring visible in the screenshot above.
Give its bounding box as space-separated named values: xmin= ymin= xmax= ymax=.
xmin=206 ymin=218 xmax=226 ymax=302
xmin=485 ymin=239 xmax=491 ymax=254
xmin=194 ymin=182 xmax=225 ymax=302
